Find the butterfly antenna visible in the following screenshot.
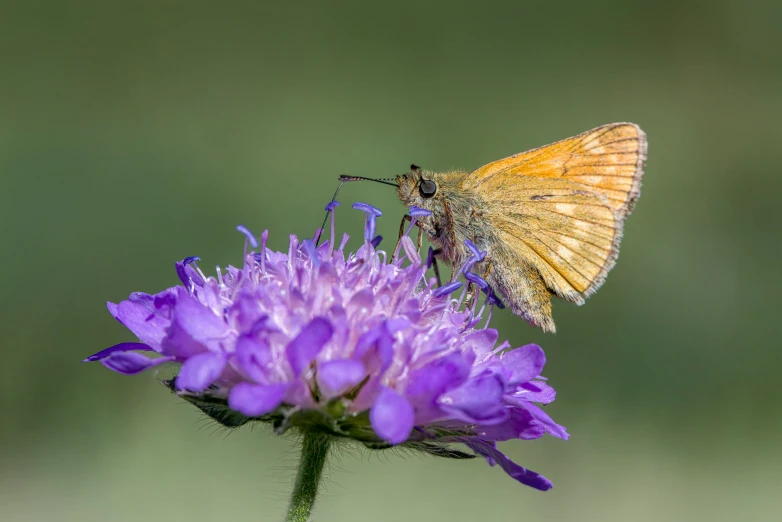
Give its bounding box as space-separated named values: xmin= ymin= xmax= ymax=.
xmin=338 ymin=175 xmax=399 ymax=188
xmin=316 ymin=175 xmax=399 ymax=246
xmin=315 ymin=179 xmax=347 ymax=247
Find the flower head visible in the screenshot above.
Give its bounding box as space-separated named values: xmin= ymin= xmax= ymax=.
xmin=85 ymin=201 xmax=567 ymax=490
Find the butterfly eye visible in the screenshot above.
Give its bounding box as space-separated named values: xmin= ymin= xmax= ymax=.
xmin=419 ymin=179 xmax=437 ymax=199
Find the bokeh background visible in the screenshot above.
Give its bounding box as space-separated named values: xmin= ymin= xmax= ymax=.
xmin=2 ymin=1 xmax=780 ymax=521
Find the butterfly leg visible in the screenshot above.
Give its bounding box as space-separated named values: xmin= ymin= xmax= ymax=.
xmin=430 ymin=248 xmax=443 ymax=287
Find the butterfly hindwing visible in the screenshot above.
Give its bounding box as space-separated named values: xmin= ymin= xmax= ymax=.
xmin=484 ymin=177 xmax=622 ymax=302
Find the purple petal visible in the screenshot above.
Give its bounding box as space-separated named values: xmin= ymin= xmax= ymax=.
xmin=107 ymin=301 xmax=120 ymax=320
xmin=354 ymin=324 xmax=395 ymax=375
xmin=170 ymin=293 xmax=229 ymax=352
xmin=228 ymin=382 xmax=287 ymax=417
xmin=400 ymin=236 xmax=421 ymax=265
xmin=128 ymin=292 xmax=154 ymax=306
xmin=347 ymin=288 xmax=375 ymax=314
xmin=370 ymin=235 xmax=383 ymax=248
xmin=439 ymin=373 xmax=507 ymax=424
xmin=175 ymin=257 xmax=203 ymax=287
xmin=513 ymin=381 xmax=557 ymax=404
xmin=520 ymin=382 xmax=542 ymax=392
xmin=153 ymin=289 xmax=177 ymax=314
xmin=352 ymin=202 xmax=383 ymax=217
xmin=286 ymin=317 xmax=334 ymax=377
xmin=101 ymin=352 xmax=175 ymax=375
xmin=83 ymin=342 xmax=152 ymax=362
xmin=499 ymin=344 xmax=546 ymax=384
xmin=408 ymin=206 xmax=432 ymax=217
xmin=461 ymin=438 xmax=553 ymax=491
xmin=229 ymin=292 xmax=265 ymax=333
xmin=385 ymin=317 xmax=410 ymax=333
xmin=370 ymin=387 xmax=414 ymax=445
xmin=235 ymin=335 xmax=273 ymax=383
xmin=471 ymin=406 xmax=545 ymax=441
xmin=301 ymin=239 xmax=320 ymax=267
xmin=519 ymin=401 xmax=569 ymax=440
xmin=317 ymin=359 xmax=367 ymax=398
xmin=404 ymin=353 xmax=472 ymax=421
xmin=236 ymin=225 xmax=259 ymax=248
xmin=114 ymin=296 xmax=173 ymax=350
xmin=175 ymin=351 xmax=227 ymax=392
xmin=461 ymin=328 xmax=499 ymax=358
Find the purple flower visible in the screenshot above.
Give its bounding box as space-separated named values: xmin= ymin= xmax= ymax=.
xmin=84 ymin=201 xmax=567 ymax=491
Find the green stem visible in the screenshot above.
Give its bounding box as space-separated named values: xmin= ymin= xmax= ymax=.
xmin=286 ymin=430 xmax=331 ymax=522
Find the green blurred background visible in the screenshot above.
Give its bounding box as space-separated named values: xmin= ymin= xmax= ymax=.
xmin=2 ymin=1 xmax=780 ymax=521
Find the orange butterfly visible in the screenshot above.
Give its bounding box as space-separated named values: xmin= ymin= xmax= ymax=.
xmin=392 ymin=123 xmax=647 ymax=332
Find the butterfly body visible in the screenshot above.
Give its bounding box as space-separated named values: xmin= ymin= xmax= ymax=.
xmin=395 ymin=123 xmax=647 ymax=333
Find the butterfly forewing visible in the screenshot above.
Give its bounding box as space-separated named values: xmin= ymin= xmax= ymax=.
xmin=469 ymin=123 xmax=646 ymax=217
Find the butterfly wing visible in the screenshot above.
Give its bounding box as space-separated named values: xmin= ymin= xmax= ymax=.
xmin=469 ymin=123 xmax=646 ymax=218
xmin=485 ymin=177 xmax=621 ymax=301
xmin=468 ymin=123 xmax=645 ymax=310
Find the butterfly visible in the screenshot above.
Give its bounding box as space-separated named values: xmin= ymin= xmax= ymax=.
xmin=390 ymin=123 xmax=647 ymax=333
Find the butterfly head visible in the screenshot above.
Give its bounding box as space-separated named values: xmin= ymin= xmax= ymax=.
xmin=396 ymin=164 xmax=440 ymax=211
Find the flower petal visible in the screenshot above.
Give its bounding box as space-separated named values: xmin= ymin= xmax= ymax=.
xmin=500 ymin=344 xmax=546 ymax=384
xmin=235 ymin=334 xmax=273 ymax=383
xmin=404 ymin=353 xmax=472 ymax=422
xmin=114 ymin=294 xmax=173 ymax=350
xmin=229 ymin=291 xmax=266 ymax=332
xmin=317 ymin=359 xmax=366 ymax=398
xmin=171 ymin=293 xmax=229 ymax=353
xmin=439 ymin=373 xmax=507 ymax=424
xmin=175 ymin=351 xmax=227 ymax=392
xmin=354 ymin=324 xmax=395 ymax=375
xmin=106 ymin=301 xmax=120 ymax=320
xmin=286 ymin=317 xmax=334 ymax=377
xmin=370 ymin=387 xmax=414 ymax=445
xmin=461 ymin=328 xmax=499 ymax=359
xmin=400 ymin=236 xmax=421 ymax=265
xmin=228 ymin=382 xmax=287 ymax=417
xmin=520 ymin=402 xmax=569 ymax=440
xmin=405 ymin=353 xmax=471 ymax=403
xmin=512 ymin=380 xmax=557 ymax=404
xmin=461 ymin=438 xmax=553 ymax=491
xmin=175 ymin=257 xmax=204 ymax=287
xmin=469 ymin=407 xmax=545 ymax=442
xmin=82 ymin=342 xmax=152 ymax=362
xmin=101 ymin=352 xmax=175 ymax=375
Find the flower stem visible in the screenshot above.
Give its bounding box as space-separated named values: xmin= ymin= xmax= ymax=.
xmin=286 ymin=430 xmax=331 ymax=522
